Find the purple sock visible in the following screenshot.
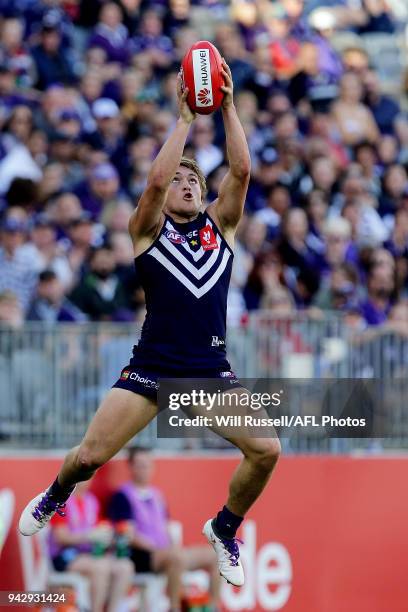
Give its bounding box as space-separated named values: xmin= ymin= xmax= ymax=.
xmin=48 ymin=477 xmax=75 ymax=503
xmin=213 ymin=505 xmax=243 ymax=539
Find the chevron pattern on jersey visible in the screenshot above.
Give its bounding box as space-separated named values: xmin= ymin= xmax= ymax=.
xmin=147 ymin=216 xmax=232 ymax=298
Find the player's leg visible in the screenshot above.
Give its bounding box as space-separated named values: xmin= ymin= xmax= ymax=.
xmin=19 ymin=388 xmax=158 ymax=535
xmin=223 ymin=432 xmax=280 ymax=517
xmin=57 ymin=388 xmax=157 ymax=488
xmin=202 ymin=387 xmax=280 ymax=586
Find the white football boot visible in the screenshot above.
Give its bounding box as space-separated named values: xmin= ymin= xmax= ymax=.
xmin=202 ymin=518 xmax=244 ymax=586
xmin=19 ymin=489 xmax=67 ymax=536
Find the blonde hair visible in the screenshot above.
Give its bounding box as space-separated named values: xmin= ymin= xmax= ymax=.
xmin=179 ymin=157 xmax=207 ymax=200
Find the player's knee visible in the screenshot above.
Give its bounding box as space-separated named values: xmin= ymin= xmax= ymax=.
xmin=247 ymin=439 xmax=281 ymax=472
xmin=76 ymin=443 xmax=107 ymax=473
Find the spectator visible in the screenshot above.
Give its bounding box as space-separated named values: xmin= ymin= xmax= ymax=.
xmin=313 ymin=263 xmax=361 ymax=311
xmin=108 ymin=446 xmax=220 ymax=611
xmin=244 ymin=249 xmax=285 ymax=310
xmin=215 ymin=23 xmax=254 ymax=92
xmin=277 ymin=208 xmax=321 ymax=274
xmin=305 ymin=189 xmax=329 ymax=250
xmin=384 ymin=208 xmax=408 ymax=259
xmin=359 ymin=262 xmax=396 ymax=325
xmin=379 ymin=164 xmax=407 ymax=218
xmin=354 ymin=141 xmax=381 ymax=196
xmin=364 ymin=68 xmax=400 ymax=135
xmin=261 ymin=3 xmax=301 ymax=80
xmin=27 ymin=269 xmax=86 ymax=323
xmin=88 ymin=2 xmax=131 ymax=66
xmin=131 ymin=8 xmax=173 ymax=69
xmin=0 ymin=17 xmax=35 ymax=89
xmin=74 ymin=162 xmax=122 ymax=220
xmin=101 ymin=199 xmax=133 ymax=234
xmin=288 ymin=41 xmax=340 ymax=112
xmin=49 ymin=480 xmax=134 ymax=612
xmin=23 ymin=214 xmax=73 ymax=288
xmin=0 ymin=289 xmax=23 ymax=329
xmin=0 ymin=217 xmax=38 ymax=313
xmin=47 ymin=192 xmax=83 ymax=240
xmin=65 ymin=212 xmax=95 ymax=282
xmin=240 ymin=216 xmax=268 ymax=257
xmin=322 ymin=217 xmax=357 ymax=274
xmin=300 ymin=156 xmax=337 ymax=200
xmin=331 ymin=72 xmax=380 ymax=146
xmin=85 ymin=99 xmax=129 ymax=183
xmin=358 ymin=0 xmax=396 ymax=34
xmin=190 ymin=116 xmax=223 ymax=177
xmin=69 ymin=243 xmax=133 ymax=321
xmin=30 ymin=16 xmax=76 ymax=90
xmin=254 ymin=183 xmax=291 ymax=239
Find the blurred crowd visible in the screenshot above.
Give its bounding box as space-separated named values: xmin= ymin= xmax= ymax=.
xmin=0 ymin=0 xmax=408 ymax=334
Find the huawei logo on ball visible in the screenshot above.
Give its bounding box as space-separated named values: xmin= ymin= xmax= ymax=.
xmin=197 ymin=88 xmax=211 ymax=105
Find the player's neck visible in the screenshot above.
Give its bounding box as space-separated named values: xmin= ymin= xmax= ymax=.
xmin=168 ymin=211 xmax=200 ymax=224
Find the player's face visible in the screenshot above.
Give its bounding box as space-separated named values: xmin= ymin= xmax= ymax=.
xmin=164 ymin=165 xmax=202 ymax=219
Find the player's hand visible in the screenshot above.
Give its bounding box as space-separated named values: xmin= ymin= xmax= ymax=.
xmin=220 ymin=59 xmax=234 ymax=109
xmin=177 ymin=72 xmax=195 ymax=124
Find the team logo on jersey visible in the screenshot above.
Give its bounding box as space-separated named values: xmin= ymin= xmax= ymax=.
xmin=199 ymin=225 xmax=218 ymax=251
xmin=165 ymin=229 xmax=186 ymax=244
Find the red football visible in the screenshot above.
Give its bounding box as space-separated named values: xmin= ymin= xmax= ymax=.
xmin=181 ymin=41 xmax=224 ymax=115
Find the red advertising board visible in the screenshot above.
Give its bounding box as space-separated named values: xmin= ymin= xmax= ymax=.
xmin=1 ymin=454 xmax=407 ymax=611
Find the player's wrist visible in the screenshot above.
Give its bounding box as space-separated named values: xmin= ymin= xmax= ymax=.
xmin=178 ymin=115 xmax=194 ymax=126
xmin=221 ymin=102 xmax=236 ymax=113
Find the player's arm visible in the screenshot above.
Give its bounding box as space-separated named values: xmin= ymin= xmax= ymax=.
xmin=208 ymin=60 xmax=251 ymax=238
xmin=129 ymin=76 xmax=195 ymax=249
